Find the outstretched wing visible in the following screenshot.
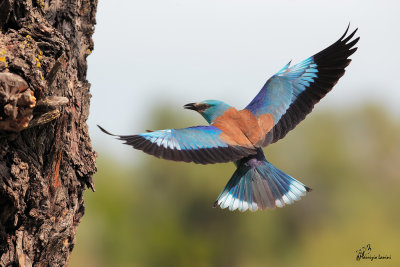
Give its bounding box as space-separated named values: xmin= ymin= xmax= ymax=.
xmin=245 ymin=26 xmax=359 ymax=146
xmin=98 ymin=125 xmax=256 ymax=164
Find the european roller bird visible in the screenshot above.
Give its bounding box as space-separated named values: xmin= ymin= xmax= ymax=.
xmin=99 ymin=26 xmax=359 ymax=212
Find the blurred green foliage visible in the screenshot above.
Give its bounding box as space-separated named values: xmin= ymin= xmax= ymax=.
xmin=70 ymin=104 xmax=400 ymax=267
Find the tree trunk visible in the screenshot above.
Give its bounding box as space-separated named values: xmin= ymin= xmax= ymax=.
xmin=0 ymin=0 xmax=97 ymax=266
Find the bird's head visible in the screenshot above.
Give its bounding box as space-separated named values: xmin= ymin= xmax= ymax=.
xmin=184 ymin=100 xmax=231 ymax=124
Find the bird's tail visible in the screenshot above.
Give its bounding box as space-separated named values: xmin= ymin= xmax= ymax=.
xmin=214 ymin=149 xmax=311 ymax=212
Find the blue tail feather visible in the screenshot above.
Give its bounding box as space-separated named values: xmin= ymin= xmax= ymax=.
xmin=215 ymin=149 xmax=310 ymax=212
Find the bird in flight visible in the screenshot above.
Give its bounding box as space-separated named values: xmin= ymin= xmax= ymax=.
xmin=99 ymin=26 xmax=359 ymax=212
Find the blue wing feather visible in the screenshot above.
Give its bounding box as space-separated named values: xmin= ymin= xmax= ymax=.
xmin=102 ymin=125 xmax=256 ymax=164
xmin=246 ymin=56 xmax=319 ymax=122
xmin=245 ymin=26 xmax=359 ymax=146
xmin=245 ymin=76 xmax=293 ymax=122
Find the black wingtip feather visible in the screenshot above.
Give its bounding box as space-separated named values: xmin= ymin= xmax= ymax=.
xmin=339 ymin=23 xmax=351 ymax=41
xmin=342 ymin=28 xmax=358 ymax=43
xmin=97 ymin=125 xmax=117 ymax=136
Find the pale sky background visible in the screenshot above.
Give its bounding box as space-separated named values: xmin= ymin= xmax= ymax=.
xmin=87 ymin=0 xmax=400 ymax=161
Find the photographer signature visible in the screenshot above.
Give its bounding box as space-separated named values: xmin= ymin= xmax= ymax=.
xmin=356 ymin=244 xmax=391 ymax=261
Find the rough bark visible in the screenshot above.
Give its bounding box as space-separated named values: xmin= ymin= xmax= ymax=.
xmin=0 ymin=0 xmax=97 ymax=266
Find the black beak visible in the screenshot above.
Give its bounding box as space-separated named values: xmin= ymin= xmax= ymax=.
xmin=183 ymin=103 xmax=198 ymax=110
